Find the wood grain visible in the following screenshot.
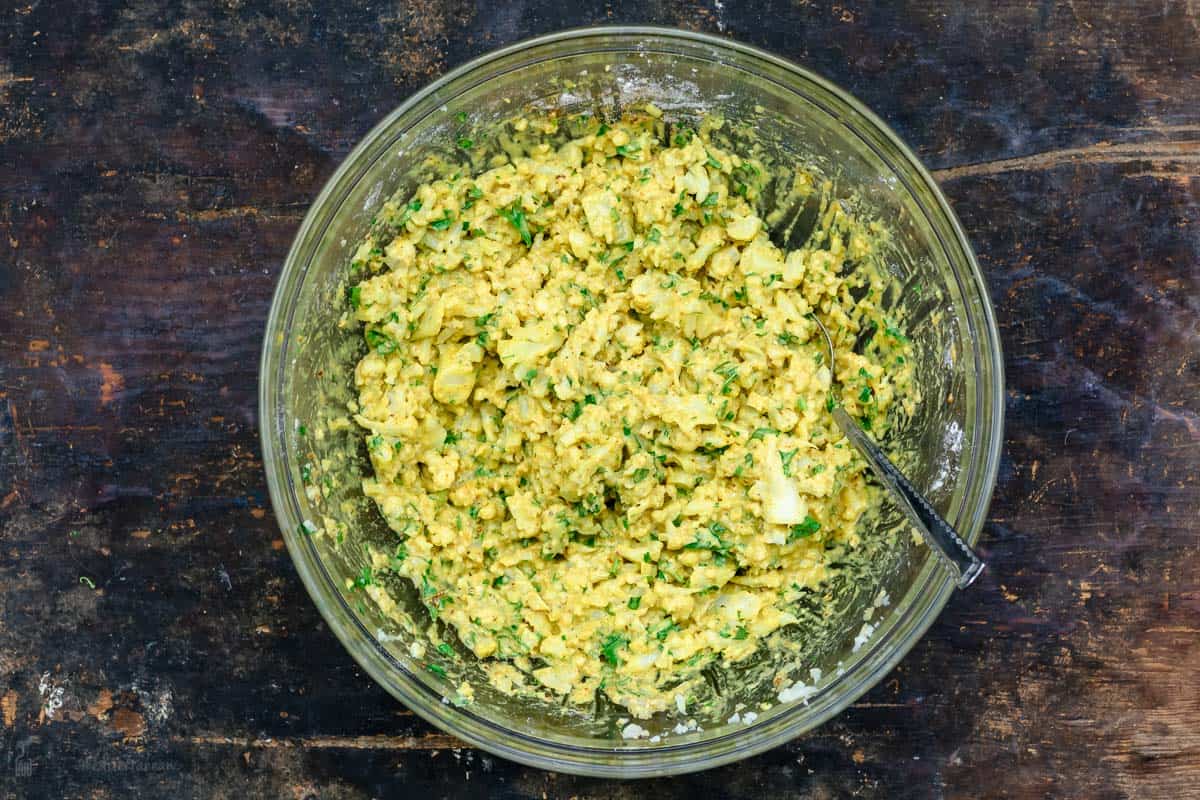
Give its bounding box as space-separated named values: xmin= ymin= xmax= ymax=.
xmin=0 ymin=1 xmax=1197 ymax=797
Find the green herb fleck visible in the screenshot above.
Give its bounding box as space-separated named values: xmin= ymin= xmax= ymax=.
xmin=352 ymin=565 xmax=374 ymax=589
xmin=789 ymin=515 xmax=821 ymax=541
xmin=884 ymin=322 xmax=910 ymax=343
xmin=365 ymin=329 xmax=397 ymax=355
xmin=714 ymin=361 xmax=739 ymax=395
xmin=599 ymin=632 xmax=628 ymax=666
xmin=565 ymin=393 xmax=597 ymax=422
xmin=654 ymin=619 xmax=680 ymax=641
xmin=499 ymin=201 xmax=532 ymax=246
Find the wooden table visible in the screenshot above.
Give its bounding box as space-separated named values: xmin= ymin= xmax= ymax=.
xmin=1 ymin=2 xmax=1197 ymax=797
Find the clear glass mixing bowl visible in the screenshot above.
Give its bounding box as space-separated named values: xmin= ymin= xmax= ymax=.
xmin=259 ymin=26 xmax=1004 ymax=777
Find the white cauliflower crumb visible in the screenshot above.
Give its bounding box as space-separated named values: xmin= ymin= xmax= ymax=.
xmin=852 ymin=622 xmax=876 ymax=653
xmin=621 ymin=723 xmax=650 ymax=740
xmin=778 ymin=680 xmax=818 ymax=704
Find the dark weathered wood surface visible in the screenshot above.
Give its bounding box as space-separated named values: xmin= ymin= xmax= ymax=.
xmin=1 ymin=1 xmax=1197 ymax=797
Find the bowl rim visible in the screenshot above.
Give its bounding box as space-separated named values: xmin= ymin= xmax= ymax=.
xmin=260 ymin=23 xmax=1005 ymax=778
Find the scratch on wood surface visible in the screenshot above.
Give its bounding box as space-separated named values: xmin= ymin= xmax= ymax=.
xmin=179 ymin=732 xmax=467 ymax=750
xmin=0 ymin=73 xmax=34 ymax=90
xmin=97 ymin=361 xmax=125 ymax=406
xmin=932 ymin=139 xmax=1200 ymax=180
xmin=1 ymin=690 xmax=17 ymax=727
xmin=171 ymin=205 xmax=307 ymax=223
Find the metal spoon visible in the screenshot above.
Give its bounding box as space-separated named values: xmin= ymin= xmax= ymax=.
xmin=810 ymin=315 xmax=986 ymax=589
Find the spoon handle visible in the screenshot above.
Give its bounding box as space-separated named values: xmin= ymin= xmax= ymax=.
xmin=832 ymin=408 xmax=986 ymax=589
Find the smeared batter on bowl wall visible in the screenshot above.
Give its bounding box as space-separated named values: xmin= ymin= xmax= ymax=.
xmin=343 ymin=112 xmax=915 ymax=718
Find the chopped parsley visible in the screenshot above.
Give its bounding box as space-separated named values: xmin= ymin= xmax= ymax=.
xmin=499 ymin=201 xmax=532 ymax=246
xmin=398 ymin=198 xmax=423 ymax=225
xmin=599 ymin=632 xmax=628 ymax=666
xmin=365 ymin=329 xmax=397 ymax=354
xmin=565 ymin=393 xmax=597 ymax=422
xmin=789 ymin=515 xmax=821 ymax=541
xmin=883 ymin=322 xmax=910 ymax=343
xmin=352 ymin=565 xmax=374 ymax=589
xmin=714 ymin=361 xmax=739 ymax=395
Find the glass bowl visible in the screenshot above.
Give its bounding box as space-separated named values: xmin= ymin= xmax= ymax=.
xmin=260 ymin=26 xmax=1003 ymax=777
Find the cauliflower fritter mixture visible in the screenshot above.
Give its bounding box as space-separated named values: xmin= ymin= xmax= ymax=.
xmin=345 ymin=114 xmax=914 ymax=717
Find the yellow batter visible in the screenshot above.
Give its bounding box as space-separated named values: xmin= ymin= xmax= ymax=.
xmin=344 ymin=113 xmax=914 ymax=718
